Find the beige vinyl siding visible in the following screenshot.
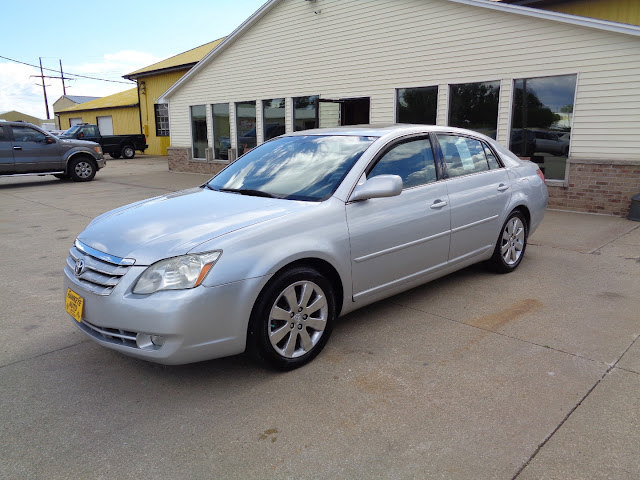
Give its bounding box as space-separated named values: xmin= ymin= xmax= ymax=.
xmin=168 ymin=0 xmax=640 ymax=162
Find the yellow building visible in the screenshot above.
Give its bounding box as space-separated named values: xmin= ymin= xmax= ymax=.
xmin=56 ymin=88 xmax=140 ymax=136
xmin=123 ymin=38 xmax=224 ymax=155
xmin=498 ymin=0 xmax=640 ymax=26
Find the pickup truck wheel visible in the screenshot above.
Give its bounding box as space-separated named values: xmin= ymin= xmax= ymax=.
xmin=69 ymin=156 xmax=97 ymax=182
xmin=110 ymin=152 xmax=121 ymax=159
xmin=121 ymin=145 xmax=135 ymax=159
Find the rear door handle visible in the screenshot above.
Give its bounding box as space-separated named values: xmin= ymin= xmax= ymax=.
xmin=430 ymin=200 xmax=448 ymax=209
xmin=497 ymin=184 xmax=510 ymax=192
xmin=13 ymin=146 xmax=22 ymax=150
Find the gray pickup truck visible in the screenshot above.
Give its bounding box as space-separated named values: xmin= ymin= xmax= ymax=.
xmin=0 ymin=121 xmax=106 ymax=182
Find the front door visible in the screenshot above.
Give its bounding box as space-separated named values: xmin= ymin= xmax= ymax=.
xmin=10 ymin=125 xmax=63 ymax=173
xmin=347 ymin=136 xmax=450 ymax=303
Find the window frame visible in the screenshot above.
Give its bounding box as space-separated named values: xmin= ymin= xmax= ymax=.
xmin=292 ymin=95 xmax=319 ymax=131
xmin=189 ymin=104 xmax=208 ymax=160
xmin=211 ymin=102 xmax=231 ymax=161
xmin=447 ymin=80 xmax=501 ymax=136
xmin=154 ymin=103 xmax=169 ymax=137
xmin=395 ymin=85 xmax=439 ymax=125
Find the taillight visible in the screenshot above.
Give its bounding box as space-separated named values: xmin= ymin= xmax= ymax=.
xmin=536 ymin=168 xmax=545 ymax=182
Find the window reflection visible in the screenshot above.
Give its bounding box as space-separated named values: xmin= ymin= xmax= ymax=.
xmin=208 ymin=135 xmax=376 ymax=201
xmin=236 ymin=101 xmax=257 ymax=155
xmin=449 ymin=81 xmax=500 ymax=137
xmin=293 ymin=96 xmax=319 ymax=131
xmin=510 ymin=74 xmax=576 ymax=180
xmin=262 ymin=98 xmax=286 ymax=141
xmin=190 ymin=105 xmax=208 ymax=159
xmin=396 ymin=86 xmax=438 ymax=124
xmin=212 ymin=103 xmax=230 ymax=160
xmin=369 ymin=138 xmax=437 ymax=188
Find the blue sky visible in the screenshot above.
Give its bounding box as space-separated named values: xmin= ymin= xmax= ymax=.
xmin=1 ymin=0 xmax=267 ymax=119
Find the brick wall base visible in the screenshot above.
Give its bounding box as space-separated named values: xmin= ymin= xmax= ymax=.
xmin=167 ymin=147 xmax=229 ymax=176
xmin=548 ymin=159 xmax=640 ymax=217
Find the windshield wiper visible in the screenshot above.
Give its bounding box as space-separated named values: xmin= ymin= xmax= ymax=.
xmin=218 ymin=187 xmax=277 ymax=198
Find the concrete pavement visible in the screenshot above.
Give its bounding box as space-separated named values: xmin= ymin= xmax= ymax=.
xmin=1 ymin=156 xmax=638 ymax=479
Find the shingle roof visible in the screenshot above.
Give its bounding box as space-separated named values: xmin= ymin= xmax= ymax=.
xmin=123 ymin=38 xmax=225 ymax=79
xmin=56 ymin=88 xmax=139 ymax=113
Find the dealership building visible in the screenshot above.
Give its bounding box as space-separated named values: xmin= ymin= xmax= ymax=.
xmin=158 ymin=0 xmax=640 ymax=216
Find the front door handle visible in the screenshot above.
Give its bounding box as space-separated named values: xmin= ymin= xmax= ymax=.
xmin=497 ymin=184 xmax=510 ymax=192
xmin=13 ymin=146 xmax=22 ymax=150
xmin=430 ymin=200 xmax=448 ymax=209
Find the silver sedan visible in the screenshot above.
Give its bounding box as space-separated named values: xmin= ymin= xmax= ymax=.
xmin=64 ymin=125 xmax=548 ymax=370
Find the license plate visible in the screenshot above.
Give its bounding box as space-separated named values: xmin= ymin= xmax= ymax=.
xmin=65 ymin=288 xmax=84 ymax=323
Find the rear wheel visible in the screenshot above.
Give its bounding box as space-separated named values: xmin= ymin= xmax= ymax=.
xmin=121 ymin=145 xmax=135 ymax=159
xmin=68 ymin=156 xmax=97 ymax=182
xmin=248 ymin=267 xmax=335 ymax=370
xmin=488 ymin=211 xmax=528 ymax=273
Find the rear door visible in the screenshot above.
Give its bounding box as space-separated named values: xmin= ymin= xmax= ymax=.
xmin=435 ymin=133 xmax=512 ymax=262
xmin=10 ymin=125 xmax=63 ymax=173
xmin=0 ymin=125 xmax=14 ymax=173
xmin=347 ymin=136 xmax=451 ymax=302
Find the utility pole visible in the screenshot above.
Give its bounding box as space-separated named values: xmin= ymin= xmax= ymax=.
xmin=31 ymin=58 xmax=74 ymax=120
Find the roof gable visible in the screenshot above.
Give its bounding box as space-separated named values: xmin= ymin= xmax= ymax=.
xmin=159 ymin=0 xmax=640 ymax=102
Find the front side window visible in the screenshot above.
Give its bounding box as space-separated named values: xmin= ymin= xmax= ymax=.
xmin=369 ymin=138 xmax=437 ymax=188
xmin=154 ymin=104 xmax=169 ymax=136
xmin=212 ymin=103 xmax=230 ymax=160
xmin=262 ymin=98 xmax=286 ymax=141
xmin=448 ymin=81 xmax=500 ymax=137
xmin=207 ymin=135 xmax=376 ymax=201
xmin=293 ymin=96 xmax=318 ymax=131
xmin=11 ymin=126 xmax=47 ymax=143
xmin=510 ymin=74 xmax=577 ymax=180
xmin=396 ymin=86 xmax=438 ymax=124
xmin=236 ymin=101 xmax=257 ymax=155
xmin=437 ymin=134 xmax=492 ymax=178
xmin=190 ymin=105 xmax=208 ymax=159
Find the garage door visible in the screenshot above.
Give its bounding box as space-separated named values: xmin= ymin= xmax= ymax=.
xmin=69 ymin=117 xmax=83 ymax=127
xmin=97 ymin=116 xmax=113 ymax=135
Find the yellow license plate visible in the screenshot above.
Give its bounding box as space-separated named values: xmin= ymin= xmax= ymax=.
xmin=65 ymin=288 xmax=84 ymax=323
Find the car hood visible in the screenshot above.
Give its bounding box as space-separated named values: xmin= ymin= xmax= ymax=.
xmin=78 ymin=188 xmax=311 ymax=265
xmin=59 ymin=138 xmax=99 ymax=148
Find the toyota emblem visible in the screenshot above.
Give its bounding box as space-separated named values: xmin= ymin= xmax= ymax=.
xmin=74 ymin=258 xmax=85 ymax=276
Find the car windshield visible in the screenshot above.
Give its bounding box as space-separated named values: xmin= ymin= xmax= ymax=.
xmin=206 ymin=135 xmax=377 ymax=201
xmin=59 ymin=126 xmax=80 ymax=138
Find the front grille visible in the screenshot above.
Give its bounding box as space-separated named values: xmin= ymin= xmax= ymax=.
xmin=65 ymin=240 xmax=134 ymax=295
xmin=79 ymin=319 xmax=137 ymax=348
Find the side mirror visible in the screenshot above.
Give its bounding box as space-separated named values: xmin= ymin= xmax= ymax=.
xmin=45 ymin=137 xmax=55 ymax=145
xmin=349 ymin=174 xmax=403 ymax=202
xmin=79 ymin=133 xmax=84 ymax=138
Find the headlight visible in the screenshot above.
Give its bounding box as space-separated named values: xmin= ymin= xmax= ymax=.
xmin=133 ymin=251 xmax=221 ymax=294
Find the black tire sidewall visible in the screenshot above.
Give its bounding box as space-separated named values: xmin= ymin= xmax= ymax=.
xmin=248 ymin=267 xmax=335 ymax=370
xmin=490 ymin=211 xmax=528 ymax=273
xmin=122 ymin=145 xmax=135 ymax=159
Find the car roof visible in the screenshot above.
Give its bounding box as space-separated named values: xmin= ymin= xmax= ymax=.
xmin=285 ymin=124 xmax=495 ymax=140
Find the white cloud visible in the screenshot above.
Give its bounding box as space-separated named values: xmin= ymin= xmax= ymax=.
xmin=0 ymin=50 xmax=162 ymax=119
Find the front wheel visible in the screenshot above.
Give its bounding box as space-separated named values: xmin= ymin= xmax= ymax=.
xmin=121 ymin=145 xmax=135 ymax=159
xmin=488 ymin=211 xmax=528 ymax=273
xmin=248 ymin=267 xmax=335 ymax=370
xmin=68 ymin=157 xmax=97 ymax=182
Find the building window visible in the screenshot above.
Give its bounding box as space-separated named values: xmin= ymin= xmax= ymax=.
xmin=236 ymin=101 xmax=257 ymax=155
xmin=154 ymin=104 xmax=169 ymax=136
xmin=190 ymin=105 xmax=208 ymax=159
xmin=448 ymin=81 xmax=500 ymax=137
xmin=212 ymin=103 xmax=230 ymax=160
xmin=262 ymin=98 xmax=286 ymax=141
xmin=510 ymin=74 xmax=577 ymax=181
xmin=396 ymin=86 xmax=438 ymax=124
xmin=293 ymin=95 xmax=318 ymax=131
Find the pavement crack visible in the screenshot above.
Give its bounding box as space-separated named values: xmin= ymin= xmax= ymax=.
xmin=511 ymin=332 xmax=640 ymax=479
xmin=0 ymin=340 xmax=90 ymax=370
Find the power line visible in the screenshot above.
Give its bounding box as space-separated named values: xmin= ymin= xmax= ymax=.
xmin=0 ymin=55 xmax=135 ymax=84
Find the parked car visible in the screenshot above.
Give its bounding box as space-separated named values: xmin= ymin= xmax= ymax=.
xmin=59 ymin=123 xmax=147 ymax=159
xmin=0 ymin=120 xmax=106 ymax=181
xmin=64 ymin=125 xmax=548 ymax=369
xmin=532 ymin=129 xmax=569 ymax=156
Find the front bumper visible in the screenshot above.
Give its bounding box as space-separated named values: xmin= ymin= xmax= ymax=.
xmin=63 ymin=263 xmax=265 ymax=365
xmin=96 ymin=157 xmax=107 ymax=169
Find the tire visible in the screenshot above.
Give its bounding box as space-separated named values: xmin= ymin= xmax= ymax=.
xmin=121 ymin=145 xmax=135 ymax=159
xmin=68 ymin=156 xmax=97 ymax=182
xmin=110 ymin=152 xmax=121 ymax=159
xmin=248 ymin=266 xmax=335 ymax=370
xmin=488 ymin=210 xmax=528 ymax=273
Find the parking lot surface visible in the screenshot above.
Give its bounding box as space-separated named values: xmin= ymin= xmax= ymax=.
xmin=1 ymin=157 xmax=639 ymax=479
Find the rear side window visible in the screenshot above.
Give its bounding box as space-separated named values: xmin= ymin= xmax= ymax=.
xmin=437 ymin=134 xmax=493 ymax=178
xmin=368 ymin=138 xmax=437 ymax=189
